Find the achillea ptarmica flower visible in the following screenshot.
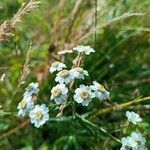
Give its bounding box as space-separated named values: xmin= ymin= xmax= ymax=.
xmin=120 ymin=132 xmax=146 ymax=150
xmin=126 ymin=111 xmax=142 ymax=125
xmin=17 ymin=95 xmax=34 ymax=117
xmin=74 ymin=84 xmax=94 ymax=106
xmin=29 ymin=104 xmax=49 ymax=128
xmin=24 ymin=82 xmax=39 ymax=97
xmin=55 ymin=69 xmax=73 ymax=84
xmin=90 ymin=81 xmax=109 ymax=100
xmin=73 ymin=45 xmax=95 ymax=55
xmin=120 ymin=136 xmax=133 ymax=150
xmin=49 ymin=61 xmax=67 ymax=73
xmin=70 ymin=67 xmax=89 ymax=79
xmin=57 ymin=49 xmax=73 ymax=55
xmin=51 ymin=84 xmax=68 ymax=104
xmin=130 ymin=132 xmax=146 ymax=150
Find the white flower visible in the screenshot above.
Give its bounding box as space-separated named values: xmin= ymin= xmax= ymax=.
xmin=57 ymin=49 xmax=73 ymax=55
xmin=120 ymin=132 xmax=146 ymax=150
xmin=74 ymin=85 xmax=94 ymax=106
xmin=73 ymin=45 xmax=95 ymax=55
xmin=55 ymin=69 xmax=74 ymax=84
xmin=24 ymin=82 xmax=39 ymax=97
xmin=120 ymin=136 xmax=133 ymax=150
xmin=130 ymin=132 xmax=146 ymax=150
xmin=17 ymin=95 xmax=34 ymax=117
xmin=126 ymin=111 xmax=142 ymax=125
xmin=29 ymin=104 xmax=49 ymax=128
xmin=51 ymin=84 xmax=68 ymax=104
xmin=70 ymin=67 xmax=89 ymax=79
xmin=90 ymin=81 xmax=110 ymax=100
xmin=49 ymin=61 xmax=67 ymax=73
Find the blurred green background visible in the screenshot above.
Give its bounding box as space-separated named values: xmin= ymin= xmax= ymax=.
xmin=0 ymin=0 xmax=150 ymax=149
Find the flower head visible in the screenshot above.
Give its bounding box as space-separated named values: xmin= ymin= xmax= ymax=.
xmin=74 ymin=85 xmax=94 ymax=106
xmin=29 ymin=104 xmax=49 ymax=128
xmin=120 ymin=132 xmax=146 ymax=150
xmin=55 ymin=69 xmax=73 ymax=84
xmin=49 ymin=61 xmax=66 ymax=73
xmin=73 ymin=45 xmax=95 ymax=55
xmin=24 ymin=82 xmax=39 ymax=97
xmin=120 ymin=136 xmax=133 ymax=150
xmin=90 ymin=81 xmax=109 ymax=100
xmin=51 ymin=84 xmax=68 ymax=104
xmin=57 ymin=49 xmax=73 ymax=55
xmin=17 ymin=95 xmax=34 ymax=117
xmin=126 ymin=111 xmax=142 ymax=125
xmin=130 ymin=132 xmax=146 ymax=150
xmin=70 ymin=67 xmax=88 ymax=79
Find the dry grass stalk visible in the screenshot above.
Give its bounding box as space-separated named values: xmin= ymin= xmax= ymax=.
xmin=0 ymin=120 xmax=30 ymax=139
xmin=50 ymin=0 xmax=66 ymax=43
xmin=77 ymin=11 xmax=144 ymax=43
xmin=65 ymin=0 xmax=83 ymax=40
xmin=0 ymin=0 xmax=40 ymax=42
xmin=91 ymin=96 xmax=150 ymax=119
xmin=14 ymin=44 xmax=32 ymax=96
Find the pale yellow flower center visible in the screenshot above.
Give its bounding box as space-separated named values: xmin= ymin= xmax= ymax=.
xmin=136 ymin=140 xmax=141 ymax=145
xmin=53 ymin=61 xmax=60 ymax=67
xmin=75 ymin=67 xmax=83 ymax=73
xmin=35 ymin=111 xmax=43 ymax=120
xmin=52 ymin=87 xmax=61 ymax=97
xmin=58 ymin=70 xmax=69 ymax=78
xmin=125 ymin=145 xmax=130 ymax=149
xmin=20 ymin=100 xmax=27 ymax=109
xmin=80 ymin=91 xmax=89 ymax=100
xmin=98 ymin=85 xmax=106 ymax=92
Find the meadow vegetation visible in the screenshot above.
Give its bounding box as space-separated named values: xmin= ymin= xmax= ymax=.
xmin=0 ymin=0 xmax=150 ymax=149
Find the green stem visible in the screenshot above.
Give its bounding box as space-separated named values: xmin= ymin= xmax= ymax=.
xmin=72 ymin=100 xmax=75 ymax=118
xmin=91 ymin=96 xmax=150 ymax=118
xmin=75 ymin=113 xmax=121 ymax=143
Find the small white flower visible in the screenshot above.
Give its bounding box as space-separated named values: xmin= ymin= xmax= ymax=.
xmin=126 ymin=111 xmax=142 ymax=125
xmin=17 ymin=95 xmax=34 ymax=117
xmin=90 ymin=81 xmax=109 ymax=100
xmin=120 ymin=136 xmax=133 ymax=150
xmin=74 ymin=85 xmax=94 ymax=106
xmin=130 ymin=132 xmax=146 ymax=150
xmin=73 ymin=45 xmax=95 ymax=55
xmin=70 ymin=67 xmax=89 ymax=79
xmin=29 ymin=104 xmax=49 ymax=128
xmin=49 ymin=61 xmax=66 ymax=73
xmin=55 ymin=69 xmax=74 ymax=84
xmin=51 ymin=84 xmax=68 ymax=104
xmin=120 ymin=132 xmax=146 ymax=150
xmin=24 ymin=82 xmax=39 ymax=97
xmin=57 ymin=49 xmax=73 ymax=55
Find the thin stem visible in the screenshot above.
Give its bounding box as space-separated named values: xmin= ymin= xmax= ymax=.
xmin=75 ymin=113 xmax=121 ymax=143
xmin=0 ymin=120 xmax=30 ymax=139
xmin=91 ymin=96 xmax=150 ymax=118
xmin=72 ymin=100 xmax=76 ymax=118
xmin=94 ymin=0 xmax=97 ymax=47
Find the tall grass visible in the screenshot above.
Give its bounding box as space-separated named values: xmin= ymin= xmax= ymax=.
xmin=0 ymin=0 xmax=149 ymax=149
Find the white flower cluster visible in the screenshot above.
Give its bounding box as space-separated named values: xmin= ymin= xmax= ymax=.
xmin=57 ymin=45 xmax=95 ymax=56
xmin=126 ymin=111 xmax=142 ymax=125
xmin=120 ymin=132 xmax=146 ymax=150
xmin=49 ymin=45 xmax=110 ymax=106
xmin=73 ymin=45 xmax=95 ymax=55
xmin=17 ymin=82 xmax=49 ymax=128
xmin=17 ymin=45 xmax=108 ymax=128
xmin=120 ymin=111 xmax=146 ymax=150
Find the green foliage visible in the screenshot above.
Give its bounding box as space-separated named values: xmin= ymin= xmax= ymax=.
xmin=0 ymin=0 xmax=149 ymax=149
